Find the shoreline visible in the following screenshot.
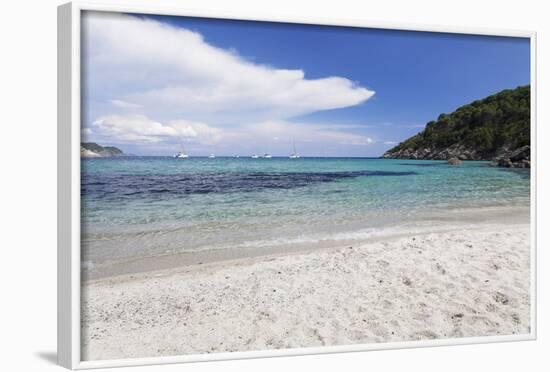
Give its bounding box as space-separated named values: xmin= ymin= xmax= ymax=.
xmin=83 ymin=204 xmax=529 ymax=281
xmin=82 ymin=216 xmax=530 ymax=360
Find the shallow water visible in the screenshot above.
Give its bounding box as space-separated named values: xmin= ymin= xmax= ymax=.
xmin=81 ymin=157 xmax=530 ymax=277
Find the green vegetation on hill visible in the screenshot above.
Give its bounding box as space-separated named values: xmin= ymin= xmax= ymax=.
xmin=81 ymin=142 xmax=123 ymax=157
xmin=385 ymin=85 xmax=530 ymax=159
xmin=102 ymin=146 xmax=124 ymax=155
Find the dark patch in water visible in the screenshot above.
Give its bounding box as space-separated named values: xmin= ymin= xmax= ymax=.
xmin=82 ymin=170 xmax=416 ymax=200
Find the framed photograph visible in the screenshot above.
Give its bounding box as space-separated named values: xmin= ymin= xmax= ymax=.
xmin=58 ymin=1 xmax=536 ymax=369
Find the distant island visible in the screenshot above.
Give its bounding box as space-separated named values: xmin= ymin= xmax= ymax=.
xmin=81 ymin=142 xmax=124 ymax=158
xmin=383 ymin=85 xmax=530 ymax=168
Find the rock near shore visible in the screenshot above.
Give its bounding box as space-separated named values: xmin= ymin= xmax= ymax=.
xmin=492 ymin=145 xmax=531 ymax=168
xmin=383 ymin=143 xmax=483 ymax=161
xmin=384 ymin=144 xmax=530 ymax=168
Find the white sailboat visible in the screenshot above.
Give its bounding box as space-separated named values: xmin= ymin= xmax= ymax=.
xmin=289 ymin=143 xmax=300 ymax=159
xmin=263 ymin=154 xmax=272 ymax=159
xmin=208 ymin=154 xmax=216 ymax=159
xmin=174 ymin=145 xmax=189 ymax=158
xmin=251 ymin=154 xmax=260 ymax=159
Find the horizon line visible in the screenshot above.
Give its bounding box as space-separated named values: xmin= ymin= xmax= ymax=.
xmin=86 ymin=155 xmax=389 ymax=159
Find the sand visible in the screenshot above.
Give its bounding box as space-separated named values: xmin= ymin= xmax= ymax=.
xmin=81 ymin=221 xmax=531 ymax=361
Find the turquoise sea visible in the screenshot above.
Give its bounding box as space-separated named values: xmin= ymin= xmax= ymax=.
xmin=81 ymin=157 xmax=530 ymax=279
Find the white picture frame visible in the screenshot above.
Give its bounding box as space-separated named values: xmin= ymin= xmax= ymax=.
xmin=57 ymin=1 xmax=537 ymax=369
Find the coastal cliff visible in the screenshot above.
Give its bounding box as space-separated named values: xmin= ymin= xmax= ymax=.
xmin=383 ymin=86 xmax=530 ymax=168
xmin=81 ymin=142 xmax=124 ymax=158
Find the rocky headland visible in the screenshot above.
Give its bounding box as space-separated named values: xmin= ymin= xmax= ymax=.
xmin=81 ymin=142 xmax=125 ymax=158
xmin=383 ymin=86 xmax=530 ymax=168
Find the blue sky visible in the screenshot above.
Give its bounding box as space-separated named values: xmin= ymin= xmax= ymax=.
xmin=82 ymin=11 xmax=530 ymax=156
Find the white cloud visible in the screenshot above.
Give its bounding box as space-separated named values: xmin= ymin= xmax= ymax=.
xmin=236 ymin=121 xmax=374 ymax=147
xmin=85 ymin=114 xmax=374 ymax=152
xmin=109 ymin=99 xmax=141 ymax=109
xmin=82 ymin=12 xmax=379 ymax=155
xmin=169 ymin=120 xmax=223 ymax=145
xmin=83 ymin=12 xmax=374 ymax=124
xmin=89 ymin=114 xmax=222 ymax=144
xmin=91 ymin=115 xmax=175 ymax=143
xmin=384 ymin=141 xmax=398 ymax=145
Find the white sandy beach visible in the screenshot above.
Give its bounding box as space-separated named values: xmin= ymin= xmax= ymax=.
xmin=82 ymin=220 xmax=530 ymax=361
